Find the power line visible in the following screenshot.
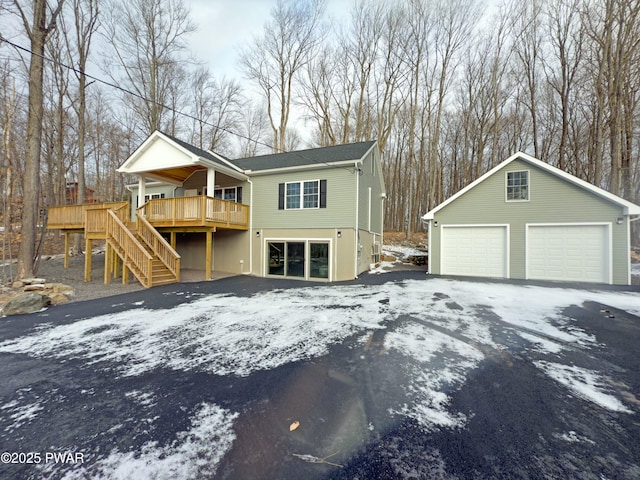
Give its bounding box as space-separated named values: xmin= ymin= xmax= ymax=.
xmin=0 ymin=34 xmax=274 ymax=152
xmin=0 ymin=35 xmax=365 ymax=173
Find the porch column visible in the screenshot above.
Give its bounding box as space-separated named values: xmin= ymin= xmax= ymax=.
xmin=138 ymin=176 xmax=146 ymax=214
xmin=206 ymin=168 xmax=216 ymax=197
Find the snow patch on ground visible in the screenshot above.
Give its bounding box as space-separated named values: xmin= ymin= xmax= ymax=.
xmin=631 ymin=263 xmax=640 ymax=275
xmin=535 ymin=361 xmax=632 ymax=413
xmin=1 ymin=388 xmax=46 ymax=433
xmin=518 ymin=332 xmax=564 ymax=354
xmin=59 ymin=403 xmax=238 ymax=480
xmin=553 ymin=430 xmax=596 ymax=445
xmin=0 ymin=285 xmax=388 ymax=377
xmin=385 ymin=322 xmax=484 ymax=431
xmin=1 ymin=277 xmax=637 ymax=431
xmin=383 ymin=245 xmax=427 ymax=259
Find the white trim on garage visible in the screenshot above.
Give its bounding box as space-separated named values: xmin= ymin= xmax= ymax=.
xmin=440 ymin=224 xmax=510 ymax=279
xmin=525 ymin=222 xmax=612 ymax=284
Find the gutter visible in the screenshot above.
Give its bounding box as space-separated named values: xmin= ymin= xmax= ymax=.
xmin=354 ymin=161 xmax=360 ymax=279
xmin=243 ymin=178 xmax=254 ymax=275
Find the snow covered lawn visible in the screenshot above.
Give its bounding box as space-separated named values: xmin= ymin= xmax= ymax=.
xmin=0 ymin=275 xmax=639 ymax=479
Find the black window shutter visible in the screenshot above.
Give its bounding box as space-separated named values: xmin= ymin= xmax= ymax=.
xmin=278 ymin=183 xmax=285 ymax=210
xmin=237 ymin=186 xmax=242 ymax=203
xmin=320 ymin=179 xmax=327 ymax=208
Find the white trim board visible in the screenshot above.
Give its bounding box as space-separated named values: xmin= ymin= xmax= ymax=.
xmin=424 ymin=152 xmax=640 ymax=219
xmin=440 ymin=224 xmax=510 ymax=279
xmin=525 ymin=222 xmax=612 ymax=284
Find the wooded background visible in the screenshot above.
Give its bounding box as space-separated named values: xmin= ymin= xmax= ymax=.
xmin=1 ymin=0 xmax=639 ymax=277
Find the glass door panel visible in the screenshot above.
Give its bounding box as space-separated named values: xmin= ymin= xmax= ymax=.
xmin=309 ymin=243 xmax=329 ymax=279
xmin=286 ymin=242 xmax=305 ymax=277
xmin=268 ymin=242 xmax=285 ymax=275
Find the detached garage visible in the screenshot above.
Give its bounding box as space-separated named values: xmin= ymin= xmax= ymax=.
xmin=423 ymin=152 xmax=640 ymax=285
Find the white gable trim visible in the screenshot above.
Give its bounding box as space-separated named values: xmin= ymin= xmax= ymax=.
xmin=117 ymin=131 xmax=248 ymax=181
xmin=423 ymin=152 xmax=640 ymax=219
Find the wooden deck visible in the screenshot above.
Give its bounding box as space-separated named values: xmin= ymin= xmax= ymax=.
xmin=47 ymin=196 xmax=249 ymax=234
xmin=142 ymin=196 xmax=249 ymax=230
xmin=46 ymin=196 xmax=249 ymax=287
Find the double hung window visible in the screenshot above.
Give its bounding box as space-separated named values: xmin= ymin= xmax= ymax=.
xmin=279 ymin=180 xmax=326 ymax=210
xmin=506 ymin=171 xmax=529 ymax=201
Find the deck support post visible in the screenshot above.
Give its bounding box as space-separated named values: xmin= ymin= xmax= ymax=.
xmin=122 ymin=261 xmax=129 ymax=285
xmin=64 ymin=232 xmax=70 ymax=268
xmin=114 ymin=253 xmax=121 ymax=279
xmin=206 ymin=230 xmax=213 ymax=280
xmin=84 ymin=238 xmax=93 ymax=281
xmin=104 ymin=244 xmax=111 ymax=284
xmin=170 ymin=232 xmax=176 ymax=249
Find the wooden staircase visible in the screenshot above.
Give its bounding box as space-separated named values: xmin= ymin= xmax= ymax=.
xmin=105 ymin=209 xmax=181 ymax=288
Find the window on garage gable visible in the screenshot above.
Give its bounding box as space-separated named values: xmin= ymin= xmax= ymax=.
xmin=506 ymin=171 xmax=529 ymax=201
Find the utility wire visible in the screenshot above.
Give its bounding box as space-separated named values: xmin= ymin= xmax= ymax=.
xmin=0 ymin=34 xmax=273 ymax=152
xmin=0 ymin=34 xmax=368 ymax=173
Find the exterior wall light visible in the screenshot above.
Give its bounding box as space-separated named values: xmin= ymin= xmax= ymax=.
xmin=337 ymin=231 xmax=342 ymax=238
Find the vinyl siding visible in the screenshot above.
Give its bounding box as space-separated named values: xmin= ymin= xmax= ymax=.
xmin=357 ymin=150 xmax=384 ymax=234
xmin=250 ymin=167 xmax=358 ymax=229
xmin=431 ymin=159 xmax=629 ymax=284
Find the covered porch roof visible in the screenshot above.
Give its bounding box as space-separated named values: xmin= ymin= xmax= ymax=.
xmin=117 ymin=131 xmax=247 ymax=185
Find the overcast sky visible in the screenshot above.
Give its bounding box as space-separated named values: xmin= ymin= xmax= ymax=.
xmin=185 ymin=0 xmax=353 ymax=81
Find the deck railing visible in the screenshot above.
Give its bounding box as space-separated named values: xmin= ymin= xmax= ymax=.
xmin=137 ymin=214 xmax=181 ymax=282
xmin=106 ymin=210 xmax=153 ymax=287
xmin=143 ymin=196 xmax=249 ymax=228
xmin=47 ymin=202 xmax=128 ymax=230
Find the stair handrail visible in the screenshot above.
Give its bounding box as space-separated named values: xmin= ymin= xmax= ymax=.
xmin=106 ymin=210 xmax=153 ymax=287
xmin=137 ymin=214 xmax=181 ymax=282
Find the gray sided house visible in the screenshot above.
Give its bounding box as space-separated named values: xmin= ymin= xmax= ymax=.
xmin=117 ymin=131 xmax=385 ymax=283
xmin=423 ymin=152 xmax=640 ymax=285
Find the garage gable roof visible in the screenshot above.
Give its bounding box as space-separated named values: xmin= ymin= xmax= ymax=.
xmin=423 ymin=152 xmax=640 ymax=219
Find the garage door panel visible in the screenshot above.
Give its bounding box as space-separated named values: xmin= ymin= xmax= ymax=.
xmin=527 ymin=225 xmax=609 ymax=283
xmin=441 ymin=226 xmax=508 ymax=278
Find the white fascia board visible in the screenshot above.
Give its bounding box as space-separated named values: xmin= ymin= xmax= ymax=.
xmin=207 ymin=151 xmax=245 ymax=173
xmin=125 ymin=180 xmax=169 ymax=191
xmin=195 ymin=157 xmax=248 ymax=181
xmin=245 ymin=159 xmax=359 ymax=176
xmin=118 ymin=132 xmax=198 ymax=174
xmin=423 ymin=151 xmax=640 ymax=219
xmin=117 ymin=130 xmax=163 ymax=172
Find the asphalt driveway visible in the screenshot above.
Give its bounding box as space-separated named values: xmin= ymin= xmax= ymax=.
xmin=0 ymin=271 xmax=639 ymax=479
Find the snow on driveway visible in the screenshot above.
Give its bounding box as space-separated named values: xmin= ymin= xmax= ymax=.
xmin=1 ymin=277 xmax=639 ymax=479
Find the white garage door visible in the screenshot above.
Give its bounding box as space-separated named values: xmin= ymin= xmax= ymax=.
xmin=527 ymin=224 xmax=610 ymax=283
xmin=441 ymin=226 xmax=508 ymax=278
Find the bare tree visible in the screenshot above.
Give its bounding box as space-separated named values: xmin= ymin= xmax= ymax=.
xmin=11 ymin=0 xmax=66 ymax=280
xmin=543 ymin=0 xmax=583 ymax=172
xmin=101 ymin=0 xmax=195 ymax=139
xmin=67 ymin=0 xmax=99 ymax=218
xmin=188 ymin=68 xmax=242 ymax=154
xmin=240 ymin=0 xmax=326 ymax=152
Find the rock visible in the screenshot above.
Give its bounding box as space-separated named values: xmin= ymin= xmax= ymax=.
xmin=24 ymin=284 xmax=45 ymax=291
xmin=48 ymin=293 xmax=70 ymax=305
xmin=22 ymin=278 xmax=46 ymax=285
xmin=1 ymin=292 xmax=51 ymax=316
xmin=12 ymin=281 xmax=24 ymax=289
xmin=44 ymin=283 xmax=74 ymax=296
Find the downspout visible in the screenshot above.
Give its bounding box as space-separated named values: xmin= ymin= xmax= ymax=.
xmin=243 ymin=177 xmax=253 ymax=275
xmin=354 ymin=161 xmax=360 ymax=279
